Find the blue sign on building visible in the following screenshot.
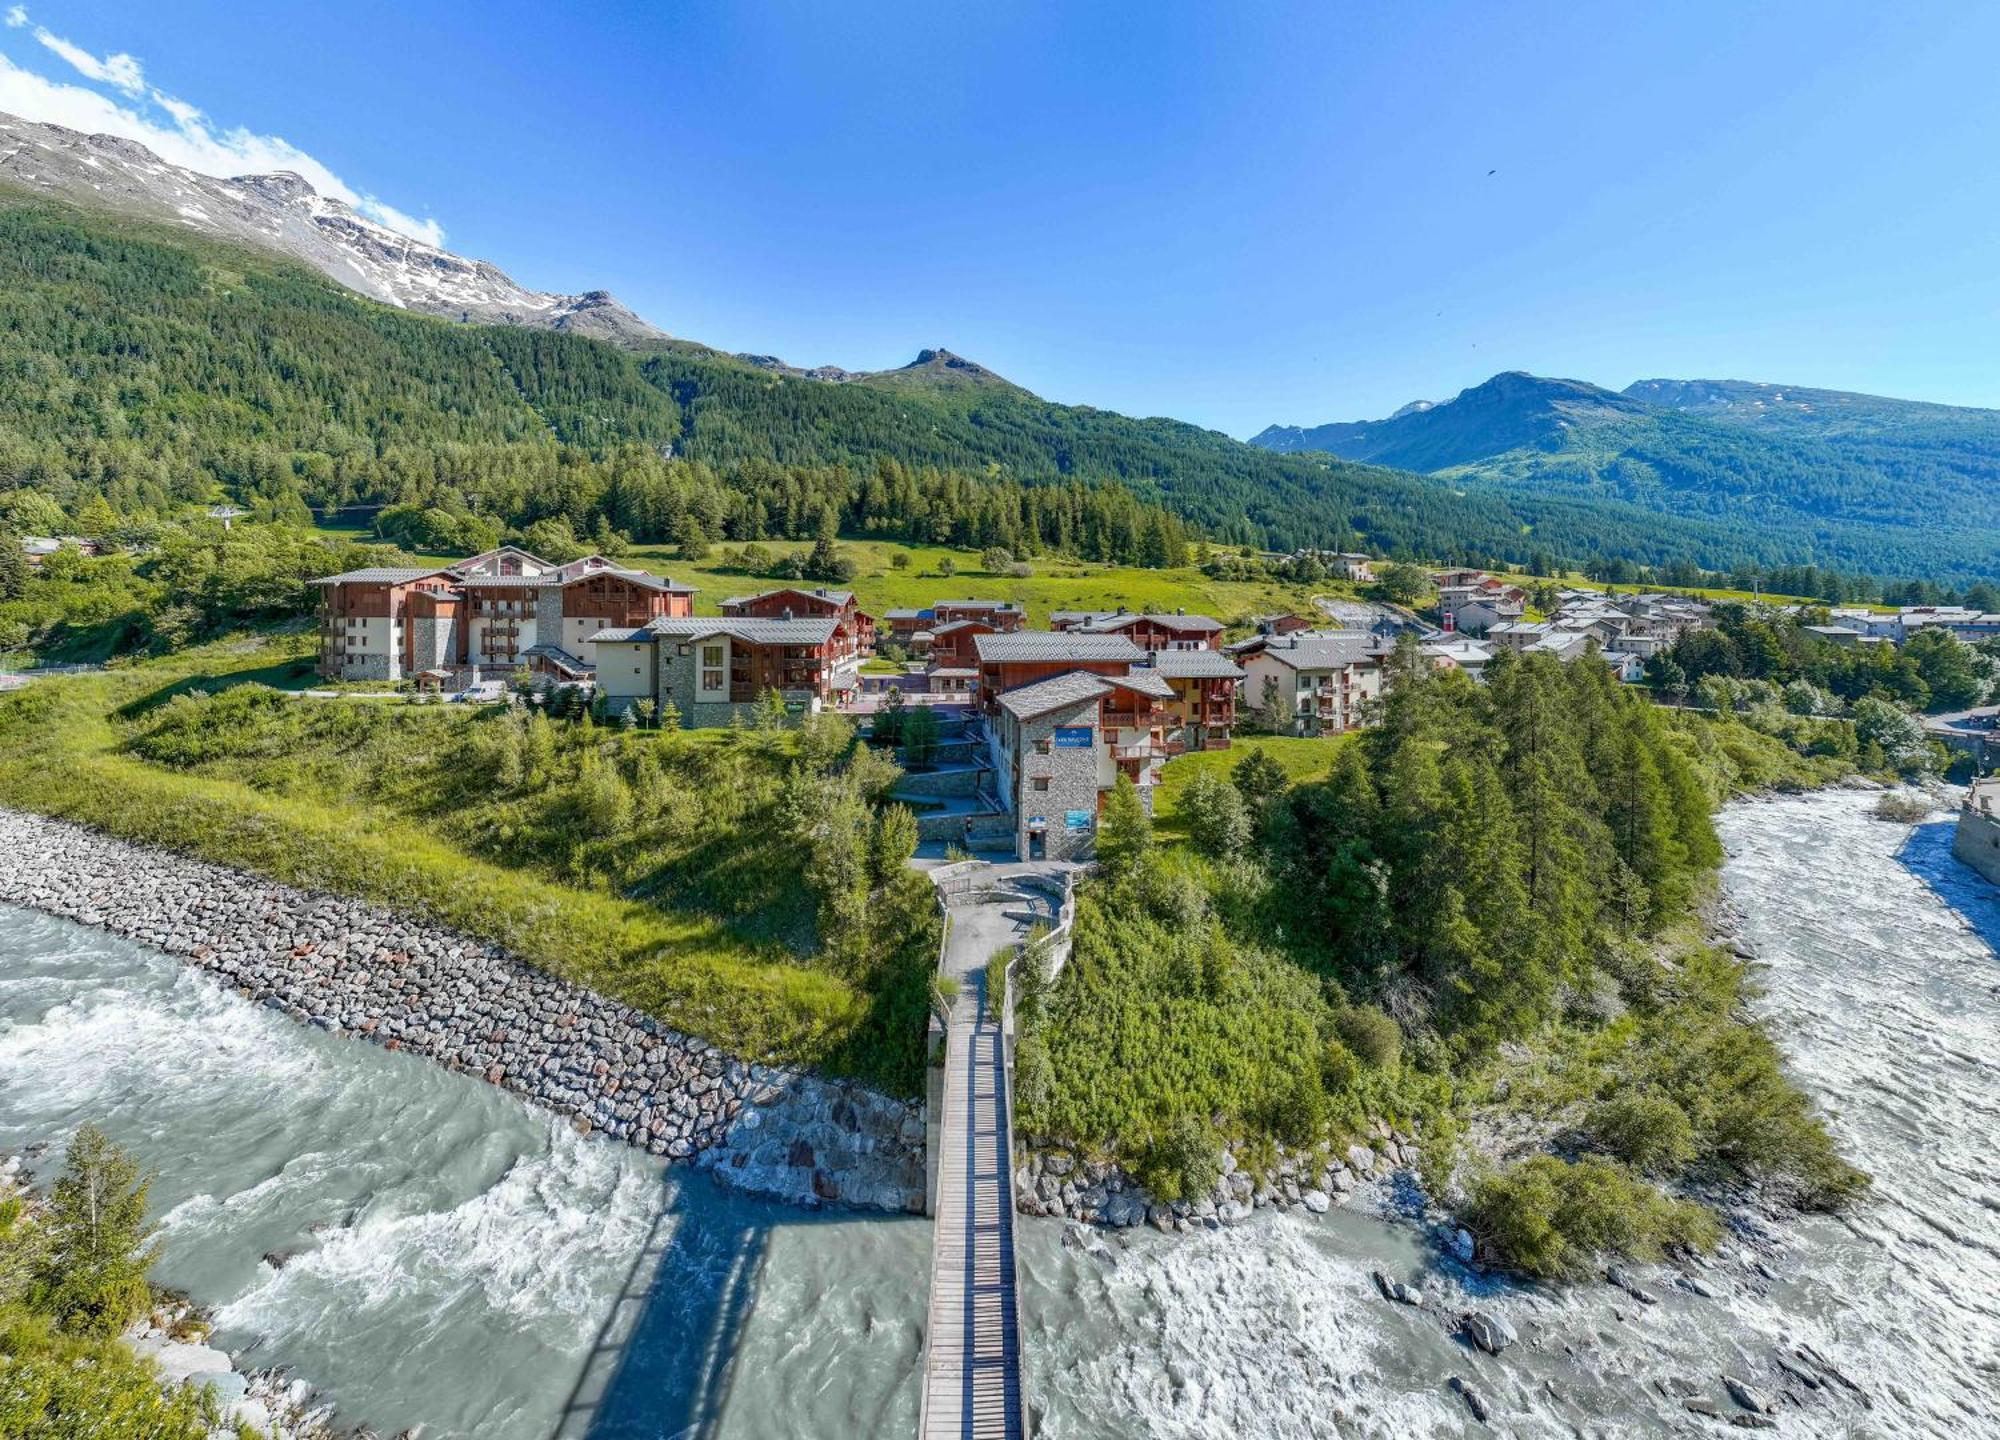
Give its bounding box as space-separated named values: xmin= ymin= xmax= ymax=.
xmin=1065 ymin=809 xmax=1093 ymax=831
xmin=1053 ymin=726 xmax=1095 ymax=749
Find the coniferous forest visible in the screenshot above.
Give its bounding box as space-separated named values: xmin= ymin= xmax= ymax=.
xmin=0 ymin=188 xmax=1985 ymax=588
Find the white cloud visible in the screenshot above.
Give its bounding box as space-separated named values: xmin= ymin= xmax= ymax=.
xmin=32 ymin=24 xmax=144 ymax=97
xmin=0 ymin=15 xmax=445 ymax=245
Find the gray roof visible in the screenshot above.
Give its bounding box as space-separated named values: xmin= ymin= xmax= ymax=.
xmin=1080 ymin=611 xmax=1224 ymax=635
xmin=996 ymin=672 xmax=1113 ymax=721
xmin=1145 ymin=649 xmax=1245 ymax=679
xmin=1105 ymin=670 xmax=1176 ymax=700
xmin=718 ymin=586 xmax=854 ymax=608
xmin=933 ymin=599 xmax=1023 ymax=610
xmin=587 ymin=616 xmax=841 ymax=647
xmin=1250 ymin=631 xmax=1392 ymax=672
xmin=311 ymin=566 xmax=448 ymax=585
xmin=973 ymin=632 xmax=1145 ymax=663
xmin=884 ymin=608 xmax=927 ymax=620
xmin=928 ymin=618 xmax=991 ymax=636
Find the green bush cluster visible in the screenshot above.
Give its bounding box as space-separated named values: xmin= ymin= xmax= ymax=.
xmin=1463 ymin=1154 xmax=1723 ymax=1280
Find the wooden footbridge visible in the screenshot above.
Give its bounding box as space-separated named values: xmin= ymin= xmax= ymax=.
xmin=916 ymin=865 xmax=1074 ymax=1440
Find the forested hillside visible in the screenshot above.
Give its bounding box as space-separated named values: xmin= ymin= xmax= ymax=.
xmin=0 ymin=186 xmax=1941 ymax=582
xmin=1252 ymin=373 xmax=2000 ymax=584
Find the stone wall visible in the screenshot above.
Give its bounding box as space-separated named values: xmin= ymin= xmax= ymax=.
xmin=1953 ymin=794 xmax=2000 ymax=886
xmin=0 ymin=809 xmax=925 ymax=1215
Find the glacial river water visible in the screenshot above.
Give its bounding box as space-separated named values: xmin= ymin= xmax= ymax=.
xmin=0 ymin=788 xmax=1994 ymax=1437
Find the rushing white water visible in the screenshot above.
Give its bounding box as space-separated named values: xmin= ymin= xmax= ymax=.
xmin=0 ymin=788 xmax=1993 ymax=1437
xmin=0 ymin=910 xmax=927 ymax=1439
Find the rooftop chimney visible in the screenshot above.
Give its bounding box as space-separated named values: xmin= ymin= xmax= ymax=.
xmin=782 ymin=607 xmax=794 ymax=621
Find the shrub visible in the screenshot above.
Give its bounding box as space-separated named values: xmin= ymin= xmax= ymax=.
xmin=985 ymin=946 xmax=1011 ymax=1022
xmin=1139 ymin=1115 xmax=1223 ymax=1204
xmin=1263 ymin=1076 xmax=1328 ymax=1146
xmin=1463 ymin=1155 xmax=1721 ymax=1280
xmin=1586 ymin=1091 xmax=1696 ymax=1176
xmin=1178 ymin=768 xmax=1250 ymax=858
xmin=1334 ymin=1005 xmax=1401 ymax=1069
xmin=890 ymin=552 xmax=911 ymax=571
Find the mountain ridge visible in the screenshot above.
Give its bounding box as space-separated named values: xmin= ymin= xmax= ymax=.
xmin=0 ymin=109 xmax=667 ymax=345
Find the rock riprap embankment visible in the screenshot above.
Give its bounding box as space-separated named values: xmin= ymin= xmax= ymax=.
xmin=1018 ymin=1116 xmax=1424 ymax=1231
xmin=0 ymin=809 xmax=924 ymax=1214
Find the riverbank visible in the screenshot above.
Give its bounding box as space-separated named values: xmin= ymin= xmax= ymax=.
xmin=0 ymin=808 xmax=924 ymax=1217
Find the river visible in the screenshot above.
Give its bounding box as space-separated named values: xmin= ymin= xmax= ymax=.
xmin=0 ymin=788 xmax=1993 ymax=1437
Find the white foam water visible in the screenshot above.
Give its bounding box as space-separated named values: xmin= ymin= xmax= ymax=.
xmin=0 ymin=787 xmax=1993 ymax=1437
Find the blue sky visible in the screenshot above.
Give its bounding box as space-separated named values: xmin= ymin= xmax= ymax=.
xmin=2 ymin=2 xmax=1997 ymax=436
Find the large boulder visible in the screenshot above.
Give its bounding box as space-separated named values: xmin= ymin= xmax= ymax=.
xmin=1463 ymin=1310 xmax=1518 ymax=1355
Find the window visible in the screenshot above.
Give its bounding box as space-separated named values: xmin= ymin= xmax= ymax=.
xmin=700 ymin=642 xmax=726 ymax=696
xmin=1034 ymin=737 xmax=1052 ymax=755
xmin=1032 ymin=776 xmax=1050 ymax=793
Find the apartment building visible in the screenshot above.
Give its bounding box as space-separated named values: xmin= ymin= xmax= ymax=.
xmin=1144 ymin=648 xmax=1244 ymax=752
xmin=719 ymin=586 xmax=876 ymax=658
xmin=986 ymin=668 xmax=1175 ymax=862
xmin=970 ymin=631 xmax=1149 ymax=708
xmin=313 ymin=547 xmax=695 ymax=682
xmin=1231 ymin=630 xmax=1392 ymax=735
xmin=931 ymin=599 xmax=1027 ymax=631
xmin=591 ymin=614 xmax=861 ymax=726
xmin=1048 ymin=609 xmax=1224 ymax=651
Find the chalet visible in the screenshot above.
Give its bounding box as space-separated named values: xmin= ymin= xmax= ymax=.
xmin=1144 ymin=648 xmax=1244 ymax=751
xmin=590 ymin=614 xmax=859 ymax=726
xmin=1250 ymin=612 xmax=1314 ymax=637
xmin=719 ymin=586 xmax=875 ymax=659
xmin=924 ymin=618 xmax=997 ymax=671
xmin=986 ymin=668 xmax=1174 ymax=862
xmin=1049 ymin=609 xmax=1224 ymax=651
xmin=970 ymin=631 xmax=1147 ymax=708
xmin=1233 ymin=630 xmax=1392 ymax=735
xmin=882 ymin=609 xmax=932 ymax=650
xmin=932 ymin=599 xmax=1026 ymax=630
xmin=313 ymin=548 xmax=695 ymax=682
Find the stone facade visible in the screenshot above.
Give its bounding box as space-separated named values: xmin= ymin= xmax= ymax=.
xmin=994 ymin=695 xmax=1106 ymax=862
xmin=408 ymin=615 xmax=453 ymax=672
xmin=0 ymin=809 xmax=925 ymax=1215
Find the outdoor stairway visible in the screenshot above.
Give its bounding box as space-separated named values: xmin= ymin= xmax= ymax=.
xmin=919 ymin=977 xmax=1027 ymax=1440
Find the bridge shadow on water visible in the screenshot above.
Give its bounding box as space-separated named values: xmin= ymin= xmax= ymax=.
xmin=549 ymin=1173 xmax=908 ymax=1440
xmin=1893 ymin=817 xmax=2000 ymax=958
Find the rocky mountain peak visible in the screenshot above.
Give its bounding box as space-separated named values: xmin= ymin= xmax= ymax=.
xmin=0 ymin=110 xmax=664 ymax=346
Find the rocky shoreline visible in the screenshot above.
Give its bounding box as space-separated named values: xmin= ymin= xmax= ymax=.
xmin=0 ymin=808 xmax=925 ymax=1216
xmin=1016 ymin=1117 xmax=1423 ymax=1232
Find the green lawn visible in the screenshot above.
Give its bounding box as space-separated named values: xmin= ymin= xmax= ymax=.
xmin=625 ymin=538 xmax=1359 ymax=631
xmin=1151 ymin=734 xmax=1353 ymax=841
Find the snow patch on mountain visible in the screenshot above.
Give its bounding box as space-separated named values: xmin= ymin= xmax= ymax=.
xmin=0 ymin=110 xmax=663 ymax=344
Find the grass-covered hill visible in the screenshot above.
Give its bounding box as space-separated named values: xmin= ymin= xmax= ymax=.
xmin=1252 ymin=372 xmax=2000 ymax=584
xmin=0 ymin=182 xmax=1923 ymax=582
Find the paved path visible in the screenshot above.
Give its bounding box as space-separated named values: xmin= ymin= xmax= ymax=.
xmin=918 ymin=878 xmax=1053 ymax=1440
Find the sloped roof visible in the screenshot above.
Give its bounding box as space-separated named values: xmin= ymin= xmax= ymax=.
xmin=587 ymin=616 xmax=841 ymax=647
xmin=1146 ymin=649 xmax=1245 ymax=679
xmin=1105 ymin=670 xmax=1176 ymax=700
xmin=996 ymin=672 xmax=1113 ymax=720
xmin=310 ymin=566 xmax=449 ymax=586
xmin=973 ymin=632 xmax=1145 ymax=663
xmin=717 ymin=586 xmax=855 ymax=608
xmin=1250 ymin=631 xmax=1392 ymax=672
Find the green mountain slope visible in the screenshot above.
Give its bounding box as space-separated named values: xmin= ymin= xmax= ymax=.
xmin=1252 ymin=373 xmax=2000 ymax=583
xmin=0 ymin=182 xmax=1986 ymax=583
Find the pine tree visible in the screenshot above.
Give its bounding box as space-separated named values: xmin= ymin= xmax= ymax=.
xmin=1096 ymin=774 xmax=1152 ymax=881
xmin=35 ymin=1124 xmax=159 ymax=1338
